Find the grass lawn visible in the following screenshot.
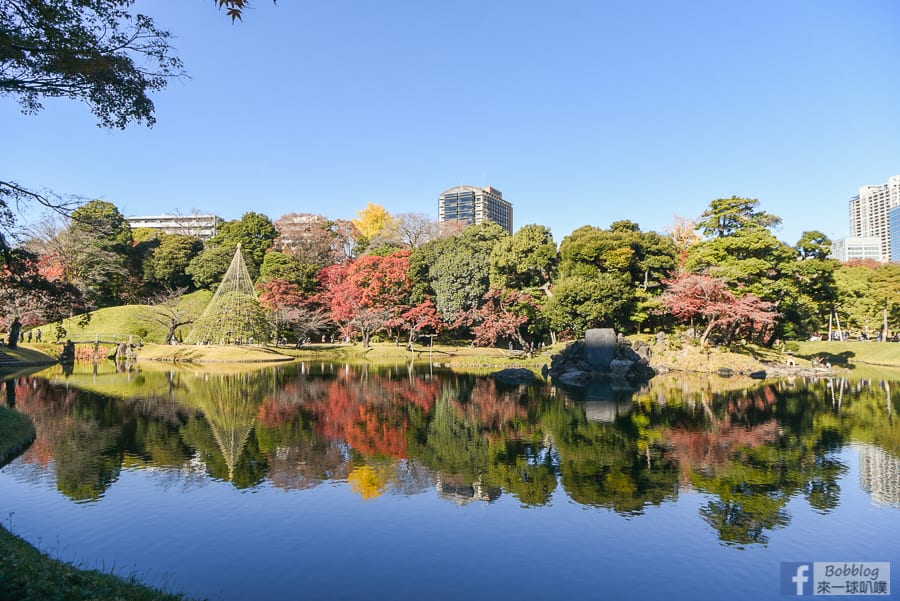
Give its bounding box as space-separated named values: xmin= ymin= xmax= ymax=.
xmin=46 ymin=290 xmax=212 ymax=345
xmin=0 ymin=525 xmax=196 ymax=601
xmin=0 ymin=344 xmax=59 ymax=365
xmin=793 ymin=340 xmax=900 ymax=368
xmin=132 ymin=340 xmax=559 ymax=367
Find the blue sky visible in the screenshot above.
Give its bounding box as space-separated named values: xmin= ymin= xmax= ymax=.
xmin=4 ymin=0 xmax=899 ymax=245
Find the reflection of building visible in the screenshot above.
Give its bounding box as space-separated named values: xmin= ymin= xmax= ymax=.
xmin=848 ymin=175 xmax=900 ymax=261
xmin=582 ymin=400 xmax=633 ymax=423
xmin=438 ymin=185 xmax=513 ymax=234
xmin=831 ymin=236 xmax=883 ymax=262
xmin=125 ymin=213 xmax=223 ymax=241
xmin=859 ymin=444 xmax=900 ymax=507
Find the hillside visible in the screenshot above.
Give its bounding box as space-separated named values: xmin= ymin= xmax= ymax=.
xmin=49 ymin=290 xmax=212 ymax=345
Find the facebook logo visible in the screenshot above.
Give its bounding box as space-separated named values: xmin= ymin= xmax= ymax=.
xmin=781 ymin=561 xmax=891 ymax=596
xmin=782 ymin=563 xmax=813 ymax=595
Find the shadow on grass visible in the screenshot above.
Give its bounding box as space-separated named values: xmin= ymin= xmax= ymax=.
xmin=798 ymin=350 xmax=856 ymax=368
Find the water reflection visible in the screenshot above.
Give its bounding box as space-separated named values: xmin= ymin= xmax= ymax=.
xmin=3 ymin=364 xmax=899 ymax=546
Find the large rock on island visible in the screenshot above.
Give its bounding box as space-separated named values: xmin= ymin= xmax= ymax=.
xmin=549 ymin=329 xmax=656 ymax=388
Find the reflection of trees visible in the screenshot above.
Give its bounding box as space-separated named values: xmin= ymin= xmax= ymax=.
xmin=543 ymin=401 xmax=679 ymax=514
xmin=177 ymin=373 xmax=270 ymax=485
xmin=10 ymin=362 xmax=900 ymax=537
xmin=648 ymin=380 xmax=849 ymax=546
xmin=11 ymin=377 xmax=122 ymax=502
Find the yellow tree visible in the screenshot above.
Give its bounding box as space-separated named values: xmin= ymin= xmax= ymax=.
xmin=353 ymin=203 xmax=397 ymax=248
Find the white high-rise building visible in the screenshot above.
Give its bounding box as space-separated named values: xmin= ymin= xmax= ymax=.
xmin=849 ymin=175 xmax=900 ymax=261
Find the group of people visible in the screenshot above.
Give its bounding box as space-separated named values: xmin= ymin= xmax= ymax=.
xmin=19 ymin=329 xmax=42 ymax=343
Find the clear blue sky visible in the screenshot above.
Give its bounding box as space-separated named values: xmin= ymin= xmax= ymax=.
xmin=4 ymin=0 xmax=899 ymax=245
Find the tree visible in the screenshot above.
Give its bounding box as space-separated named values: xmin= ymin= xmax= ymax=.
xmin=140 ymin=286 xmax=195 ymax=344
xmin=0 ymin=248 xmax=87 ymax=347
xmin=143 ymin=233 xmax=203 ymax=291
xmin=213 ymin=0 xmax=277 ymax=22
xmin=316 ymin=251 xmax=413 ymax=346
xmin=206 ymin=212 xmax=277 ymax=277
xmin=1 ymin=0 xmax=183 ymax=129
xmin=796 ymin=230 xmax=832 ymax=261
xmin=458 ymin=288 xmax=538 ymax=348
xmin=667 ymin=215 xmax=702 ymax=270
xmin=542 ymin=273 xmax=633 ymax=336
xmin=258 ymin=250 xmax=319 ymax=292
xmin=395 ymin=212 xmax=440 ymax=248
xmin=55 ymin=199 xmax=135 ymax=306
xmin=834 ymin=263 xmax=880 ymax=335
xmin=273 ymin=213 xmax=355 ymax=267
xmin=659 ymin=273 xmax=778 ymax=345
xmin=489 ymin=224 xmax=557 ymax=293
xmin=421 ymin=222 xmax=509 ymax=323
xmin=870 ymin=264 xmax=900 ymax=340
xmin=186 ymin=244 xmax=236 ymax=290
xmin=696 ymin=196 xmax=781 ymax=239
xmin=258 ymin=278 xmax=331 ymax=344
xmin=352 ymin=202 xmax=398 ymax=252
xmin=389 ymin=298 xmax=444 ymax=349
xmin=353 ymin=203 xmax=395 ymax=241
xmin=552 ymin=222 xmax=676 ymax=334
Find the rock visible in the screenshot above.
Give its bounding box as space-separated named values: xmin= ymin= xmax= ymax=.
xmin=717 ymin=367 xmax=734 ymax=377
xmin=653 ymin=364 xmax=670 ymax=375
xmin=585 ymin=328 xmax=616 ymax=371
xmin=656 ymin=331 xmax=666 ymax=345
xmin=749 ymin=370 xmax=767 ymax=380
xmin=492 ymin=368 xmax=536 ymax=385
xmin=632 ymin=340 xmax=652 ymax=363
xmin=609 ymin=359 xmax=634 ymax=377
xmin=558 ymin=370 xmax=592 ymax=386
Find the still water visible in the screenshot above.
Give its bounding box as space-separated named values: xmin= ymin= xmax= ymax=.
xmin=1 ymin=361 xmax=898 ymax=600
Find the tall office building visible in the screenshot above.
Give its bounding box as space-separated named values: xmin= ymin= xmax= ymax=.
xmin=849 ymin=175 xmax=900 ymax=261
xmin=891 ymin=205 xmax=900 ymax=262
xmin=438 ymin=185 xmax=513 ymax=235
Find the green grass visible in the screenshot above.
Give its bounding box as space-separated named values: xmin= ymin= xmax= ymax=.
xmin=0 ymin=524 xmax=197 ymax=601
xmin=49 ymin=290 xmax=213 ymax=345
xmin=0 ymin=344 xmax=59 ymax=365
xmin=0 ymin=406 xmax=35 ymax=468
xmin=793 ymin=340 xmax=900 ymax=368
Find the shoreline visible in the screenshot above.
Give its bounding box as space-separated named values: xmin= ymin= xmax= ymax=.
xmin=2 ymin=339 xmax=898 ymax=373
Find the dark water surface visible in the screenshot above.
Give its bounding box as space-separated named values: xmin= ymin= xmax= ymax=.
xmin=1 ymin=362 xmax=898 ymax=600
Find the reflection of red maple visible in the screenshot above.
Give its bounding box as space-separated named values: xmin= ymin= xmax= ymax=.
xmin=662 ymin=388 xmax=781 ymax=485
xmin=453 ymin=379 xmax=530 ymax=440
xmin=7 ymin=377 xmax=79 ymax=467
xmin=343 ymin=404 xmax=408 ymax=458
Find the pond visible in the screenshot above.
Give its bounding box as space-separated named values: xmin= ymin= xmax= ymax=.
xmin=1 ymin=361 xmax=898 ymax=600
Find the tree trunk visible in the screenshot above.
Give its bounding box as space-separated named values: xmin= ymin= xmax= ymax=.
xmin=699 ymin=320 xmax=717 ymax=346
xmin=7 ymin=317 xmax=21 ymax=349
xmin=883 ymin=303 xmax=889 ymax=342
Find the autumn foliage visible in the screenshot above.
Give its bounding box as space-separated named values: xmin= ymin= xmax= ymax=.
xmin=660 ymin=273 xmax=778 ymax=345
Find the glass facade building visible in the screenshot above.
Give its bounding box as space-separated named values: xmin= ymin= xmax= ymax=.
xmin=891 ymin=205 xmax=900 ymax=262
xmin=438 ymin=185 xmax=513 ymax=234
